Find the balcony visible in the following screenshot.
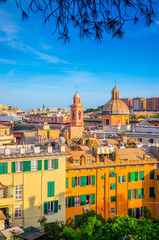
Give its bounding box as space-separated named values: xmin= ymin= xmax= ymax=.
xmin=0 ymin=184 xmax=13 ymax=199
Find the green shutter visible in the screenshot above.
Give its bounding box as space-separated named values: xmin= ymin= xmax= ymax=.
xmin=92 ymin=194 xmax=95 ymax=204
xmin=38 ymin=160 xmax=42 ymax=170
xmin=12 ymin=162 xmax=15 ymax=173
xmin=110 ymin=171 xmax=116 ymax=177
xmin=75 ymin=215 xmax=80 ymax=224
xmin=66 ymin=178 xmax=68 ymax=188
xmin=23 ymin=161 xmax=31 ymax=172
xmin=150 ymin=170 xmax=154 ymax=180
xmin=81 ymin=195 xmax=86 ymax=205
xmin=135 ymin=172 xmax=138 ymax=181
xmin=72 ymin=196 xmax=75 ymax=207
xmin=139 ymin=171 xmax=144 ymax=181
xmin=68 ymin=196 xmax=72 ymax=207
xmin=48 ymin=182 xmax=54 ymax=197
xmin=135 ymin=189 xmax=138 ymax=199
xmin=81 ymin=176 xmax=86 ymax=187
xmin=44 ymin=160 xmax=48 ymax=170
xmin=118 ymin=176 xmax=121 ymax=183
xmin=128 ymin=190 xmax=131 ymax=200
xmin=128 ymin=208 xmax=132 ymax=216
xmin=150 ymin=187 xmax=155 ymax=197
xmin=72 ymin=177 xmax=75 ymax=188
xmin=92 ymin=175 xmax=95 ymax=185
xmin=0 ymin=163 xmax=8 ymax=174
xmin=111 ymin=196 xmax=116 ymax=202
xmin=54 ymin=159 xmax=58 ymax=169
xmin=139 ymin=188 xmax=144 ymax=198
xmin=130 ymin=172 xmax=135 ymax=182
xmin=54 ymin=200 xmax=58 ymax=213
xmin=110 ymin=183 xmax=116 ymax=190
xmin=44 ymin=202 xmax=48 ymax=214
xmin=123 ymin=175 xmax=126 ymax=182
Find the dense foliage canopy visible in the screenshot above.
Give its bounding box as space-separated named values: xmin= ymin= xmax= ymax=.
xmin=0 ymin=0 xmax=156 ymax=42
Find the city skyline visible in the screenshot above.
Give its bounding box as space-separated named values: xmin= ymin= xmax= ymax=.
xmin=0 ymin=2 xmax=159 ymax=110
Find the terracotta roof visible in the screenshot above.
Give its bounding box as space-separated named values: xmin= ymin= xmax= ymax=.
xmin=118 ymin=148 xmax=155 ymax=160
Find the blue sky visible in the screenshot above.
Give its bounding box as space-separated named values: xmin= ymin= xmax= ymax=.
xmin=0 ymin=1 xmax=159 ymax=110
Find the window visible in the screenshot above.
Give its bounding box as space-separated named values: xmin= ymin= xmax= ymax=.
xmin=118 ymin=175 xmax=126 ymax=183
xmin=74 ymin=160 xmax=80 ymax=165
xmin=15 ymin=185 xmax=22 ymax=201
xmin=128 ymin=207 xmax=143 ymax=219
xmin=128 ymin=189 xmax=138 ymax=200
xmin=87 ymin=176 xmax=92 ymax=186
xmin=150 ymin=187 xmax=155 ymax=198
xmin=78 ymin=111 xmax=81 ymax=120
xmin=47 ymin=182 xmax=54 ymax=197
xmin=31 ymin=160 xmax=38 ymax=171
xmin=111 ymin=196 xmax=116 ymax=202
xmin=139 ymin=188 xmax=144 ymax=198
xmin=15 ymin=206 xmax=22 ymax=219
xmin=150 ymin=170 xmax=154 ymax=180
xmin=110 ymin=172 xmax=116 ymax=177
xmin=5 ymin=130 xmax=7 ymax=135
xmin=111 ymin=208 xmax=115 ymax=214
xmin=66 ymin=197 xmax=68 ymax=208
xmin=48 ymin=201 xmax=54 ymax=213
xmin=138 ymin=138 xmax=142 ymax=143
xmin=129 ymin=172 xmax=138 ymax=182
xmin=75 ymin=177 xmax=80 ymax=187
xmin=15 ymin=162 xmax=23 ymax=172
xmin=0 ymin=162 xmax=8 ymax=174
xmin=75 ymin=195 xmax=80 ymax=206
xmin=106 ymin=119 xmax=109 ymax=125
xmin=149 ymin=139 xmax=154 ymax=144
xmin=139 ymin=171 xmax=144 ymax=181
xmin=86 ymin=195 xmax=92 ymax=205
xmin=48 ymin=159 xmax=54 ymax=170
xmin=86 ymin=158 xmax=91 ymax=164
xmin=110 ymin=183 xmax=116 ymax=190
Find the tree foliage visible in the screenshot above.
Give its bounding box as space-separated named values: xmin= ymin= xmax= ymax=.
xmin=0 ymin=0 xmax=156 ymax=42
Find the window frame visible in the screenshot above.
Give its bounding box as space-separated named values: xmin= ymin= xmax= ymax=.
xmin=15 ymin=205 xmax=22 ymax=219
xmin=48 ymin=201 xmax=54 ymax=214
xmin=15 ymin=185 xmax=23 ymax=201
xmin=75 ymin=195 xmax=80 ymax=206
xmin=31 ymin=160 xmax=38 ymax=171
xmin=15 ymin=161 xmax=23 ymax=173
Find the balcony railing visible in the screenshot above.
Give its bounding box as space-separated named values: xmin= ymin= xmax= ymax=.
xmin=0 ymin=187 xmax=13 ymax=199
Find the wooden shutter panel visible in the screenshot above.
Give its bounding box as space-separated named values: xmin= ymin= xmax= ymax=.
xmin=150 ymin=170 xmax=154 ymax=180
xmin=92 ymin=175 xmax=95 ymax=185
xmin=72 ymin=196 xmax=75 ymax=207
xmin=128 ymin=190 xmax=131 ymax=200
xmin=135 ymin=189 xmax=138 ymax=199
xmin=38 ymin=160 xmax=42 ymax=171
xmin=118 ymin=176 xmax=121 ymax=183
xmin=68 ymin=196 xmax=72 ymax=207
xmin=81 ymin=176 xmax=86 ymax=187
xmin=12 ymin=162 xmax=15 ymax=173
xmin=80 ymin=195 xmax=86 ymax=205
xmin=135 ymin=172 xmax=138 ymax=181
xmin=23 ymin=161 xmax=31 ymax=172
xmin=54 ymin=159 xmax=58 ymax=169
xmin=66 ymin=178 xmax=68 ymax=188
xmin=128 ymin=208 xmax=132 ymax=216
xmin=123 ymin=175 xmax=126 ymax=182
xmin=48 ymin=182 xmax=54 ymax=197
xmin=3 ymin=163 xmax=8 ymax=174
xmin=44 ymin=160 xmax=48 ymax=170
xmin=44 ymin=202 xmax=48 ymax=214
xmin=54 ymin=200 xmax=58 ymax=213
xmin=72 ymin=177 xmax=75 ymax=188
xmin=92 ymin=194 xmax=95 ymax=204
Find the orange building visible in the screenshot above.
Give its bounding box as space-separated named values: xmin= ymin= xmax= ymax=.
xmin=102 ymin=85 xmax=130 ymax=127
xmin=65 ymin=146 xmax=159 ymax=223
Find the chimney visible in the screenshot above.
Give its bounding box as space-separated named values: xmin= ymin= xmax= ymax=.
xmin=48 ymin=146 xmax=52 ymax=153
xmin=34 ymin=146 xmax=40 ymax=154
xmin=5 ymin=148 xmax=10 ymax=155
xmin=19 ymin=147 xmax=25 ymax=154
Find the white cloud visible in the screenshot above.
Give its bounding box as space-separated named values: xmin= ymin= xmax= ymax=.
xmin=0 ymin=58 xmax=17 ymax=65
xmin=40 ymin=42 xmax=52 ymax=50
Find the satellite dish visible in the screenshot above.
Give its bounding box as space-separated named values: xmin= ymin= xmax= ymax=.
xmin=59 ymin=136 xmax=66 ymax=144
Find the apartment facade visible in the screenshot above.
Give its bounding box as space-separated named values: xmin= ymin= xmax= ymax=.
xmin=66 ymin=148 xmax=159 ymax=223
xmin=133 ymin=97 xmax=146 ymax=111
xmin=0 ymin=147 xmax=67 ymax=227
xmin=146 ymin=97 xmax=159 ymax=111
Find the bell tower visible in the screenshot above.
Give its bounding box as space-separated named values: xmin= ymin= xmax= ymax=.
xmin=69 ymin=91 xmax=84 ymax=139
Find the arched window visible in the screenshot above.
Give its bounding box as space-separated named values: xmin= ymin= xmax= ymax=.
xmin=72 ymin=111 xmax=75 ymax=119
xmin=79 ymin=111 xmax=81 ymax=120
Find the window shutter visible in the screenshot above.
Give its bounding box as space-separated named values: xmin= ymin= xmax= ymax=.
xmin=54 ymin=159 xmax=58 ymax=169
xmin=72 ymin=177 xmax=75 ymax=188
xmin=139 ymin=171 xmax=144 ymax=181
xmin=23 ymin=161 xmax=31 ymax=172
xmin=110 ymin=171 xmax=116 ymax=177
xmin=81 ymin=195 xmax=86 ymax=205
xmin=150 ymin=170 xmax=154 ymax=180
xmin=68 ymin=196 xmax=72 ymax=207
xmin=3 ymin=163 xmax=8 ymax=174
xmin=72 ymin=196 xmax=75 ymax=207
xmin=130 ymin=172 xmax=135 ymax=182
xmin=44 ymin=202 xmax=48 ymax=214
xmin=150 ymin=187 xmax=155 ymax=197
xmin=92 ymin=175 xmax=95 ymax=186
xmin=128 ymin=190 xmax=131 ymax=200
xmin=135 ymin=172 xmax=138 ymax=181
xmin=66 ymin=178 xmax=68 ymax=188
xmin=118 ymin=176 xmax=121 ymax=183
xmin=157 ymin=175 xmax=159 ymax=180
xmin=128 ymin=208 xmax=132 ymax=216
xmin=54 ymin=200 xmax=58 ymax=213
xmin=12 ymin=162 xmax=15 ymax=173
xmin=75 ymin=215 xmax=80 ymax=224
xmin=140 ymin=188 xmax=144 ymax=198
xmin=92 ymin=194 xmax=95 ymax=204
xmin=111 ymin=196 xmax=116 ymax=202
xmin=110 ymin=183 xmax=116 ymax=190
xmin=38 ymin=160 xmax=42 ymax=171
xmin=123 ymin=175 xmax=126 ymax=182
xmin=48 ymin=182 xmax=54 ymax=197
xmin=135 ymin=189 xmax=138 ymax=199
xmin=44 ymin=160 xmax=48 ymax=170
xmin=81 ymin=176 xmax=86 ymax=187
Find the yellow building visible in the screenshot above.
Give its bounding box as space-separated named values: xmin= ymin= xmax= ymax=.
xmin=66 ymin=146 xmax=159 ymax=223
xmin=102 ymin=85 xmax=130 ymax=127
xmin=35 ymin=123 xmax=60 ymax=144
xmin=0 ymin=124 xmax=16 ymax=146
xmin=0 ymin=146 xmax=67 ymax=227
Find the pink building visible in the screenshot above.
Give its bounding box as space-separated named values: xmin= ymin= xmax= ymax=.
xmin=120 ymin=97 xmax=132 ymax=110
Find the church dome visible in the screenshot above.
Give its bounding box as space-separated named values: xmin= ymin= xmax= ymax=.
xmin=102 ymin=85 xmax=129 ymax=115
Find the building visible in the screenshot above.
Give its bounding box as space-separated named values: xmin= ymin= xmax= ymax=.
xmin=0 ymin=124 xmax=16 ymax=146
xmin=35 ymin=123 xmax=60 ymax=144
xmin=146 ymin=97 xmax=159 ymax=111
xmin=0 ymin=146 xmax=67 ymax=227
xmin=65 ymin=146 xmax=159 ymax=222
xmin=133 ymin=97 xmax=146 ymax=111
xmin=120 ymin=98 xmax=132 ymax=110
xmin=101 ymin=85 xmax=130 ymax=128
xmin=69 ymin=91 xmax=84 ymax=139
